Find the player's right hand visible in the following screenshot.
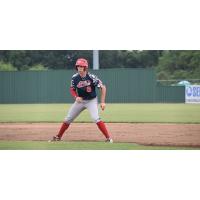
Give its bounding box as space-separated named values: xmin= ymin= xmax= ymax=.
xmin=76 ymin=97 xmax=83 ymax=103
xmin=100 ymin=103 xmax=106 ymax=111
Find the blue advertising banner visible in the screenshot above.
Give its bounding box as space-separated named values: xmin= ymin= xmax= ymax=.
xmin=185 ymin=85 xmax=200 ymax=103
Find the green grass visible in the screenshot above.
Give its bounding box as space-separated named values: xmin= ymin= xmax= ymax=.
xmin=0 ymin=103 xmax=200 ymax=123
xmin=0 ymin=141 xmax=199 ymax=150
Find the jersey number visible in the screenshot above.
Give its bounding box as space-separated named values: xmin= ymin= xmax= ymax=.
xmin=86 ymin=86 xmax=92 ymax=93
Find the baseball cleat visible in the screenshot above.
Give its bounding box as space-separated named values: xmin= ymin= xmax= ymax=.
xmin=48 ymin=136 xmax=61 ymax=142
xmin=105 ymin=138 xmax=113 ymax=143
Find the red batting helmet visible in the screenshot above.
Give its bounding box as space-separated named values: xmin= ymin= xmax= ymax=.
xmin=75 ymin=58 xmax=89 ymax=70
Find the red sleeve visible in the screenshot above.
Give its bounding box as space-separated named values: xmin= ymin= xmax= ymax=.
xmin=70 ymin=87 xmax=78 ymax=99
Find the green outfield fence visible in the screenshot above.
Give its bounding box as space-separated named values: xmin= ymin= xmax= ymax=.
xmin=0 ymin=69 xmax=185 ymax=103
xmin=156 ymin=85 xmax=185 ymax=103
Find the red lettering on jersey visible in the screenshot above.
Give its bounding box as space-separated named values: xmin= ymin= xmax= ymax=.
xmin=77 ymin=80 xmax=91 ymax=88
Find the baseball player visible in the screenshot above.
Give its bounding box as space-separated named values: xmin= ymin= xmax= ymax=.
xmin=50 ymin=58 xmax=113 ymax=143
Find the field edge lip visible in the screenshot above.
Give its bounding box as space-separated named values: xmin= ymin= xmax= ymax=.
xmin=0 ymin=140 xmax=200 ymax=149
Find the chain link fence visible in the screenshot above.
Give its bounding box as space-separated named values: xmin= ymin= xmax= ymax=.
xmin=157 ymin=79 xmax=200 ymax=86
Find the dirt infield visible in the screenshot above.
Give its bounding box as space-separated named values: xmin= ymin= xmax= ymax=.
xmin=0 ymin=123 xmax=200 ymax=147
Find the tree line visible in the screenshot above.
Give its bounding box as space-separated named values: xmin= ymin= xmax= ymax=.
xmin=0 ymin=50 xmax=200 ymax=80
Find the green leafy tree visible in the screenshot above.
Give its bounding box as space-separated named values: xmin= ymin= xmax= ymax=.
xmin=156 ymin=50 xmax=200 ymax=79
xmin=0 ymin=61 xmax=17 ymax=71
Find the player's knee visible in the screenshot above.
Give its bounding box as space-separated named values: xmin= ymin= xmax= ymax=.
xmin=64 ymin=117 xmax=73 ymax=124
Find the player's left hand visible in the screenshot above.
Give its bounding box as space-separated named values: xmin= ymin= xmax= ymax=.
xmin=100 ymin=103 xmax=106 ymax=111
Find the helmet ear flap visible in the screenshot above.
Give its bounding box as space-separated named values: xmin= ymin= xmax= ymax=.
xmin=84 ymin=66 xmax=88 ymax=71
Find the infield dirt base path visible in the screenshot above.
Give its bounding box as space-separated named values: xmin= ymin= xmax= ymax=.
xmin=0 ymin=123 xmax=200 ymax=147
